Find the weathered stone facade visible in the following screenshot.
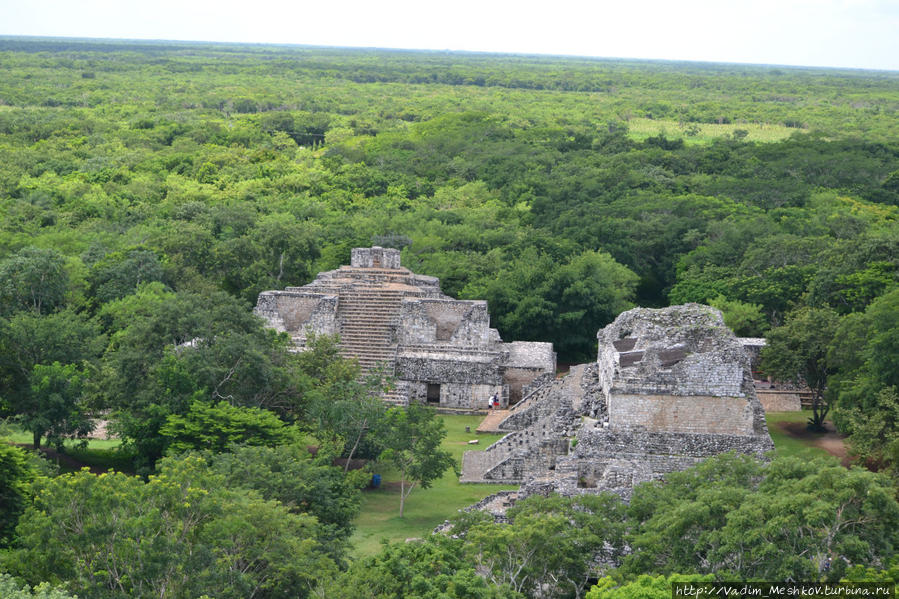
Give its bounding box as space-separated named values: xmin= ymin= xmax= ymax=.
xmin=461 ymin=304 xmax=774 ymax=503
xmin=254 ymin=247 xmax=556 ymax=408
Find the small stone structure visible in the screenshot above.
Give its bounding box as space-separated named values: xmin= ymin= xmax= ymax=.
xmin=461 ymin=304 xmax=774 ymax=502
xmin=254 ymin=247 xmax=555 ymax=407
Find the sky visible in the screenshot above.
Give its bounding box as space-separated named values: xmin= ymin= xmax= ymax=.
xmin=1 ymin=0 xmax=898 ymax=71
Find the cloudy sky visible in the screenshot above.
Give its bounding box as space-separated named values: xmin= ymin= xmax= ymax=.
xmin=1 ymin=0 xmax=897 ymax=71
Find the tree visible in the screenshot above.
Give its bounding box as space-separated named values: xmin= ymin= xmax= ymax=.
xmin=0 ymin=247 xmax=68 ymax=316
xmin=324 ymin=533 xmax=519 ymax=599
xmin=543 ymin=250 xmax=638 ymax=361
xmin=6 ymin=455 xmax=337 ymax=599
xmin=761 ymin=306 xmax=840 ymax=430
xmin=829 ymin=289 xmax=899 ymax=476
xmin=0 ymin=309 xmax=104 ymax=437
xmin=86 ymin=248 xmax=166 ymax=304
xmin=465 ymin=493 xmax=626 ymax=598
xmin=208 ymin=444 xmax=365 ymax=560
xmin=159 ymin=400 xmax=289 ymax=454
xmin=97 ymin=285 xmax=304 ymax=470
xmin=708 ymin=295 xmax=767 ymax=337
xmin=24 ymin=362 xmax=92 ymax=449
xmin=0 ymin=574 xmax=77 ymax=599
xmin=376 ymin=403 xmax=456 ymax=517
xmin=623 ymin=453 xmax=899 ymax=581
xmin=0 ymin=444 xmax=48 ymax=547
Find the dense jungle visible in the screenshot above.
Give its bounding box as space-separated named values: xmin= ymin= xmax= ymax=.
xmin=1 ymin=38 xmax=898 ymax=598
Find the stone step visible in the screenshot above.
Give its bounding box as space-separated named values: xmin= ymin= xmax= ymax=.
xmin=346 ymin=352 xmax=393 ymax=358
xmin=340 ymin=352 xmax=395 ymax=360
xmin=340 ymin=347 xmax=393 ymax=354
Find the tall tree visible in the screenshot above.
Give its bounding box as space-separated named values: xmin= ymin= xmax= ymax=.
xmin=24 ymin=362 xmax=92 ymax=449
xmin=0 ymin=247 xmax=68 ymax=316
xmin=761 ymin=306 xmax=840 ymax=430
xmin=376 ymin=403 xmax=456 ymax=517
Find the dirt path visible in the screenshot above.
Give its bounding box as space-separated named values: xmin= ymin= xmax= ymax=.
xmin=476 ymin=409 xmax=510 ymax=434
xmin=775 ymin=421 xmax=853 ymax=467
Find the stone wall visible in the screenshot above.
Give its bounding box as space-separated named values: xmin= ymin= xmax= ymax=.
xmin=253 ymin=291 xmax=338 ymax=339
xmin=398 ymin=298 xmax=493 ymax=347
xmin=396 ymin=352 xmax=504 ymax=385
xmin=442 ymin=383 xmax=503 ymax=410
xmin=609 ymin=394 xmax=757 ymax=434
xmin=756 ymin=390 xmax=802 ymax=412
xmin=461 ymin=304 xmax=775 ymax=510
xmin=350 ymin=246 xmax=401 ymax=269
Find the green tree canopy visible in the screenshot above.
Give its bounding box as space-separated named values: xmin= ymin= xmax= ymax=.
xmin=0 ymin=247 xmax=68 ymax=316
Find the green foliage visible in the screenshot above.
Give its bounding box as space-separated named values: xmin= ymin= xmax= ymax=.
xmin=0 ymin=248 xmax=68 ymax=316
xmin=97 ymin=285 xmax=302 ymax=470
xmin=830 ymin=289 xmax=899 ymax=478
xmin=0 ymin=309 xmax=104 ymax=439
xmin=5 ymin=455 xmax=336 ymax=599
xmin=0 ymin=39 xmax=898 ymax=594
xmin=85 ymin=248 xmax=166 ymax=305
xmin=708 ymin=295 xmax=767 ymax=336
xmin=586 ymin=574 xmax=715 ymax=599
xmin=0 ymin=574 xmax=77 ymax=599
xmin=377 ymin=404 xmax=457 ymax=517
xmin=623 ymin=453 xmax=899 ymax=581
xmin=0 ymin=444 xmax=45 ymax=547
xmin=465 ymin=493 xmax=626 ymax=598
xmin=159 ymin=400 xmax=289 ymax=454
xmin=207 ymin=444 xmax=364 ymax=559
xmin=24 ymin=362 xmax=92 ymax=449
xmin=326 ymin=534 xmax=519 ymax=599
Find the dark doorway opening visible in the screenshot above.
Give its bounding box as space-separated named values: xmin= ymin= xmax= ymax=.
xmin=508 ymin=383 xmax=523 ymax=405
xmin=426 ymin=383 xmax=440 ymax=405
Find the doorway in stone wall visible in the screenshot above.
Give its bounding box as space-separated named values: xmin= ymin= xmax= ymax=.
xmin=508 ymin=383 xmax=523 ymax=405
xmin=426 ymin=383 xmax=440 ymax=405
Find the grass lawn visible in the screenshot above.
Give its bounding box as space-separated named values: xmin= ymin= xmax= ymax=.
xmin=350 ymin=413 xmax=516 ymax=557
xmin=626 ymin=118 xmax=795 ymax=144
xmin=765 ymin=410 xmax=841 ymax=461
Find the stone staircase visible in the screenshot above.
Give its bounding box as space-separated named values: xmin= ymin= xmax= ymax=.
xmin=337 ymin=286 xmax=406 ymax=406
xmin=460 ymin=364 xmax=594 ymax=484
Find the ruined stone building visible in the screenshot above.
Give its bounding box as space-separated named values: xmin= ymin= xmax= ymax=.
xmin=460 ymin=304 xmax=774 ymax=510
xmin=254 ymin=247 xmax=556 ymax=408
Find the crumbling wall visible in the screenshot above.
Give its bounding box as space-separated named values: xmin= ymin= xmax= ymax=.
xmin=398 ymin=299 xmax=494 ymax=346
xmin=461 ymin=304 xmax=774 ymax=507
xmin=254 ymin=291 xmax=338 ymax=338
xmin=351 ymin=246 xmax=401 ymax=269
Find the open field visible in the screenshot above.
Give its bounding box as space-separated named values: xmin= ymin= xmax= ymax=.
xmin=626 ymin=117 xmax=797 ymax=144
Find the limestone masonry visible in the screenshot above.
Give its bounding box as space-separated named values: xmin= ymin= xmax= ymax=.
xmin=254 ymin=247 xmax=556 ymax=408
xmin=460 ymin=303 xmax=774 ymax=512
xmin=255 ymin=252 xmax=775 ymax=506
